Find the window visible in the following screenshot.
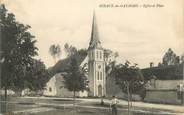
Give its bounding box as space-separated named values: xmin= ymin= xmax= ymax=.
xmin=60 ymin=86 xmax=64 ymax=89
xmin=100 ymin=75 xmax=102 ymax=80
xmin=97 ymin=71 xmax=99 ymax=80
xmin=100 ymin=51 xmax=102 ymax=59
xmin=92 ymin=51 xmax=94 ymax=58
xmin=96 ymin=51 xmax=98 ymax=59
xmin=89 ymin=52 xmax=91 ymax=58
xmin=49 ymin=87 xmax=52 ymax=92
xmin=100 ymin=72 xmax=102 ymax=80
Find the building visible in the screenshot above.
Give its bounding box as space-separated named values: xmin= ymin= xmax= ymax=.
xmin=45 ymin=12 xmax=106 ymax=97
xmin=142 ymin=64 xmax=184 ymax=104
xmin=43 ymin=73 xmax=88 ymax=97
xmin=87 ymin=12 xmax=106 ymax=97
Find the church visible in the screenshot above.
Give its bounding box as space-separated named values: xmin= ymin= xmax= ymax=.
xmin=44 ymin=12 xmax=108 ymax=97
xmin=43 ymin=12 xmax=184 ymax=102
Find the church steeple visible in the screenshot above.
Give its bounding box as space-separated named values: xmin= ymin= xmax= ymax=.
xmin=88 ymin=11 xmax=106 ymax=97
xmin=89 ymin=11 xmax=102 ymax=49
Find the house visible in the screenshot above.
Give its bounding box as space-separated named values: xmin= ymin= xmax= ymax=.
xmin=142 ymin=63 xmax=184 ymax=104
xmin=43 ymin=73 xmax=88 ymax=97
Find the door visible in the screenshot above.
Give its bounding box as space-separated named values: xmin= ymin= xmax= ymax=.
xmin=98 ymin=85 xmax=102 ymax=97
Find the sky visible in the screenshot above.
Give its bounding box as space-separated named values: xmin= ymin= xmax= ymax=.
xmin=1 ymin=0 xmax=184 ymax=68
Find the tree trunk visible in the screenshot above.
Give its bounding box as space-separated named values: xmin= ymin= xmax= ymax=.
xmin=73 ymin=90 xmax=76 ymax=115
xmin=4 ymin=86 xmax=7 ymax=113
xmin=130 ymin=90 xmax=133 ymax=107
xmin=127 ymin=82 xmax=130 ymax=115
xmin=4 ymin=87 xmax=7 ymax=100
xmin=73 ymin=90 xmax=76 ymax=106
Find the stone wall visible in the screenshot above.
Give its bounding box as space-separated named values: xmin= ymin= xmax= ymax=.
xmin=145 ymin=80 xmax=184 ymax=104
xmin=154 ymin=80 xmax=183 ymax=89
xmin=144 ymin=89 xmax=182 ymax=104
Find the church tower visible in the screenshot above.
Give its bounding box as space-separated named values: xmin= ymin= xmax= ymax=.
xmin=88 ymin=12 xmax=106 ymax=97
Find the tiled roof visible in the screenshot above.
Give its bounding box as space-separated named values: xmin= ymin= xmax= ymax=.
xmin=50 ymin=52 xmax=87 ymax=75
xmin=141 ymin=64 xmax=184 ymax=80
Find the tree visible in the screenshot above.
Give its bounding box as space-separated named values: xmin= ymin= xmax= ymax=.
xmin=163 ymin=48 xmax=179 ymax=65
xmin=104 ymin=49 xmax=113 ymax=59
xmin=49 ymin=44 xmax=61 ymax=63
xmin=114 ymin=51 xmax=119 ymax=58
xmin=64 ymin=43 xmax=77 ymax=57
xmin=104 ymin=49 xmax=119 ymax=65
xmin=0 ymin=4 xmax=38 ymax=93
xmin=0 ymin=4 xmax=40 ymax=112
xmin=110 ymin=61 xmax=145 ymax=115
xmin=63 ymin=56 xmax=88 ymax=112
xmin=24 ymin=59 xmax=50 ymax=92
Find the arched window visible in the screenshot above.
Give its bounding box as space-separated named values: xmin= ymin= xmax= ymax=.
xmin=96 ymin=51 xmax=98 ymax=59
xmin=100 ymin=72 xmax=102 ymax=80
xmin=98 ymin=85 xmax=102 ymax=97
xmin=92 ymin=51 xmax=94 ymax=58
xmin=89 ymin=52 xmax=91 ymax=59
xmin=49 ymin=87 xmax=52 ymax=92
xmin=100 ymin=51 xmax=102 ymax=59
xmin=97 ymin=72 xmax=99 ymax=80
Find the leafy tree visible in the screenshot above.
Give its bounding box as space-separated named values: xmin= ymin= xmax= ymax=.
xmin=114 ymin=51 xmax=119 ymax=58
xmin=49 ymin=44 xmax=61 ymax=63
xmin=63 ymin=56 xmax=88 ymax=111
xmin=104 ymin=49 xmax=113 ymax=59
xmin=0 ymin=4 xmax=38 ymax=95
xmin=110 ymin=61 xmax=145 ymax=115
xmin=104 ymin=49 xmax=119 ymax=66
xmin=64 ymin=57 xmax=88 ymax=94
xmin=77 ymin=48 xmax=87 ymax=57
xmin=24 ymin=59 xmax=50 ymax=92
xmin=163 ymin=48 xmax=179 ymax=65
xmin=64 ymin=43 xmax=77 ymax=57
xmin=0 ymin=4 xmax=49 ymax=113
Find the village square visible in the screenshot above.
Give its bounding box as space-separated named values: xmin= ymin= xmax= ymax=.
xmin=0 ymin=0 xmax=184 ymax=115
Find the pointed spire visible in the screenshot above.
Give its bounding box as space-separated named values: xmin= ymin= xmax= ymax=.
xmin=89 ymin=11 xmax=102 ymax=49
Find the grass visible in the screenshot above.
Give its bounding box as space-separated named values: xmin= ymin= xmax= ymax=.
xmin=0 ymin=96 xmax=179 ymax=115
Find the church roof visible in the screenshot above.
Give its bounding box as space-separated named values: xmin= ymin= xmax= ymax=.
xmin=88 ymin=11 xmax=102 ymax=49
xmin=50 ymin=50 xmax=87 ymax=75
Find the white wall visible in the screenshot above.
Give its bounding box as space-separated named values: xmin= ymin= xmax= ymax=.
xmin=43 ymin=76 xmax=57 ymax=96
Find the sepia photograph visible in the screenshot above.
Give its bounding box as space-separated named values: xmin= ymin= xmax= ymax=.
xmin=0 ymin=0 xmax=184 ymax=115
